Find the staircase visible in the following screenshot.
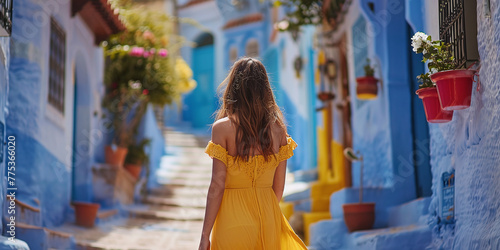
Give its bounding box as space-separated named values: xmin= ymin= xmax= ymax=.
xmin=309 ymin=192 xmax=432 ymax=250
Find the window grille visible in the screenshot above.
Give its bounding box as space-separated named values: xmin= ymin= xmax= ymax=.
xmin=0 ymin=0 xmax=12 ymax=36
xmin=439 ymin=0 xmax=479 ymax=69
xmin=48 ymin=18 xmax=66 ymax=113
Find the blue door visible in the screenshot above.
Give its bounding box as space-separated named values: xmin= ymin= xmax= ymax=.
xmin=183 ymin=45 xmax=215 ymax=128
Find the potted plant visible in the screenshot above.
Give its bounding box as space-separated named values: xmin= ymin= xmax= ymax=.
xmin=356 ymin=58 xmax=378 ymax=100
xmin=415 ymin=73 xmax=454 ymax=123
xmin=72 ymin=201 xmax=100 ymax=228
xmin=341 ymin=148 xmax=375 ymax=232
xmin=411 ymin=32 xmax=476 ymax=111
xmin=124 ymin=139 xmax=151 ymax=179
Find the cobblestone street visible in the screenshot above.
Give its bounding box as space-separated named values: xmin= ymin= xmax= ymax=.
xmin=64 ymin=129 xmax=211 ymax=250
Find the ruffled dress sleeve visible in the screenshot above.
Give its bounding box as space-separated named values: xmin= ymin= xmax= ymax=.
xmin=278 ymin=137 xmax=298 ymax=162
xmin=205 ymin=141 xmax=229 ymax=166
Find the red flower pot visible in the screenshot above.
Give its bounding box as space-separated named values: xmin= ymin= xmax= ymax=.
xmin=416 ymin=87 xmax=454 ymax=123
xmin=73 ymin=202 xmax=100 ymax=228
xmin=342 ymin=203 xmax=375 ymax=232
xmin=105 ymin=145 xmax=128 ymax=167
xmin=356 ymin=76 xmax=378 ymax=100
xmin=125 ymin=163 xmax=142 ymax=179
xmin=430 ymin=69 xmax=476 ymax=110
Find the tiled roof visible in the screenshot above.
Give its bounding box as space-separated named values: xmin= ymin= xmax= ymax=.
xmin=72 ymin=0 xmax=125 ymax=44
xmin=223 ymin=13 xmax=263 ymax=30
xmin=178 ymin=0 xmax=213 ymax=9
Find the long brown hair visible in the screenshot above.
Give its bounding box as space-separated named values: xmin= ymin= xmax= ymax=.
xmin=215 ymin=57 xmax=287 ymax=161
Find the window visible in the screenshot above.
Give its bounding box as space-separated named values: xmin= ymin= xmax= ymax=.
xmin=439 ymin=0 xmax=479 ymax=68
xmin=229 ymin=47 xmax=238 ymax=63
xmin=48 ymin=18 xmax=66 ymax=113
xmin=245 ymin=39 xmax=259 ymax=58
xmin=0 ymin=0 xmax=12 ymax=36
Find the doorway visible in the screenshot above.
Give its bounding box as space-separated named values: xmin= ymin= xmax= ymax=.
xmin=183 ymin=32 xmax=215 ymax=128
xmin=72 ymin=58 xmax=92 ymax=202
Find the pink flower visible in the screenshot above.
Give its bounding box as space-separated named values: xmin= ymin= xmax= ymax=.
xmin=143 ymin=51 xmax=150 ymax=58
xmin=130 ymin=47 xmax=145 ymax=57
xmin=143 ymin=31 xmax=155 ymax=40
xmin=142 ymin=89 xmax=149 ymax=95
xmin=158 ymin=49 xmax=168 ymax=58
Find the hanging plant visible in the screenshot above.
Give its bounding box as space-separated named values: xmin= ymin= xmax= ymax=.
xmin=355 ymin=58 xmax=378 ymax=100
xmin=412 ymin=32 xmax=476 ymax=111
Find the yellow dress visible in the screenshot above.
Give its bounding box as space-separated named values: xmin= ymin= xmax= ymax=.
xmin=205 ymin=137 xmax=307 ymax=250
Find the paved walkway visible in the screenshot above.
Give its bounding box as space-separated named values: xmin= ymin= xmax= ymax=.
xmin=69 ymin=128 xmax=212 ymax=250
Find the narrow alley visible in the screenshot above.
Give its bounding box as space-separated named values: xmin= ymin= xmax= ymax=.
xmin=58 ymin=129 xmax=211 ymax=250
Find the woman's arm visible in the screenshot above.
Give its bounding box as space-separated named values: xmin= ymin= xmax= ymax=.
xmin=199 ymin=122 xmax=227 ymax=250
xmin=273 ymin=160 xmax=287 ymax=202
xmin=272 ymin=133 xmax=289 ymax=202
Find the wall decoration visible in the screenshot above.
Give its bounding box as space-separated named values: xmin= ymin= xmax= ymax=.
xmin=440 ymin=170 xmax=455 ymax=224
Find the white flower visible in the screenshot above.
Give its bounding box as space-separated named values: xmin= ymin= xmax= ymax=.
xmin=129 ymin=81 xmax=142 ymax=89
xmin=411 ymin=32 xmax=429 ymax=52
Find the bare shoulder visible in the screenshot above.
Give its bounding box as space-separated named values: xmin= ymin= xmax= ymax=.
xmin=211 ymin=118 xmax=232 ymax=146
xmin=271 ymin=122 xmax=288 ymax=147
xmin=213 ymin=117 xmax=232 ymax=131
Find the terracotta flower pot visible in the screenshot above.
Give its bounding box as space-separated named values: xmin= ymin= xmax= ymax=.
xmin=105 ymin=145 xmax=128 ymax=167
xmin=73 ymin=202 xmax=100 ymax=228
xmin=317 ymin=92 xmax=336 ymax=102
xmin=416 ymin=87 xmax=454 ymax=123
xmin=125 ymin=163 xmax=142 ymax=179
xmin=342 ymin=202 xmax=375 ymax=232
xmin=356 ymin=76 xmax=378 ymax=100
xmin=430 ymin=69 xmax=476 ymax=110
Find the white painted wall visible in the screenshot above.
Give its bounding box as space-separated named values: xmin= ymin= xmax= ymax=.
xmin=31 ymin=0 xmax=105 ymax=169
xmin=178 ymin=1 xmax=225 ymax=90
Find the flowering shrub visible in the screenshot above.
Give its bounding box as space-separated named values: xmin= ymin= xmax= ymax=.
xmin=103 ymin=5 xmax=196 ymax=147
xmin=411 ymin=32 xmax=455 ymax=88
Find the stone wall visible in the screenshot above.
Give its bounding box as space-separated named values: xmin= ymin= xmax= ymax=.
xmin=427 ymin=1 xmax=500 ymax=249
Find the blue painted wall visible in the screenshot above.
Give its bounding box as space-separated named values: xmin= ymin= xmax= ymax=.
xmin=183 ymin=44 xmax=216 ymax=129
xmin=138 ymin=105 xmax=166 ymax=190
xmin=7 ymin=0 xmax=73 ymax=227
xmin=348 ymin=0 xmax=415 ymax=201
xmin=426 ymin=1 xmax=500 ymax=249
xmin=0 ymin=35 xmax=10 ymax=237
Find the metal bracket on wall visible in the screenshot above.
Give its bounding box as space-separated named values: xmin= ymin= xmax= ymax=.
xmin=373 ymin=57 xmax=384 ymax=91
xmin=484 ymin=0 xmax=491 ymax=18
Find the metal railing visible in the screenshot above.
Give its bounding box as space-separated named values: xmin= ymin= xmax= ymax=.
xmin=0 ymin=0 xmax=12 ymax=36
xmin=439 ymin=0 xmax=479 ymax=69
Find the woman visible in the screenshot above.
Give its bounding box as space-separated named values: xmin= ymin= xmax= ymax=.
xmin=198 ymin=57 xmax=307 ymax=250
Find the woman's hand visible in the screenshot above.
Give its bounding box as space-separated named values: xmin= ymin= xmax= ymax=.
xmin=198 ymin=236 xmax=210 ymax=250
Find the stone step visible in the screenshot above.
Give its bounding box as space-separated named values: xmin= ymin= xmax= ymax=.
xmin=126 ymin=205 xmax=205 ymax=221
xmin=159 ymin=163 xmax=212 ymax=172
xmin=149 ymin=186 xmax=208 ymax=198
xmin=387 ymin=197 xmax=431 ymax=228
xmin=145 ymin=195 xmax=206 ymax=208
xmin=351 ymin=224 xmax=432 ymax=250
xmin=158 ymin=178 xmax=210 ymax=188
xmin=157 ymin=170 xmax=212 ymax=180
